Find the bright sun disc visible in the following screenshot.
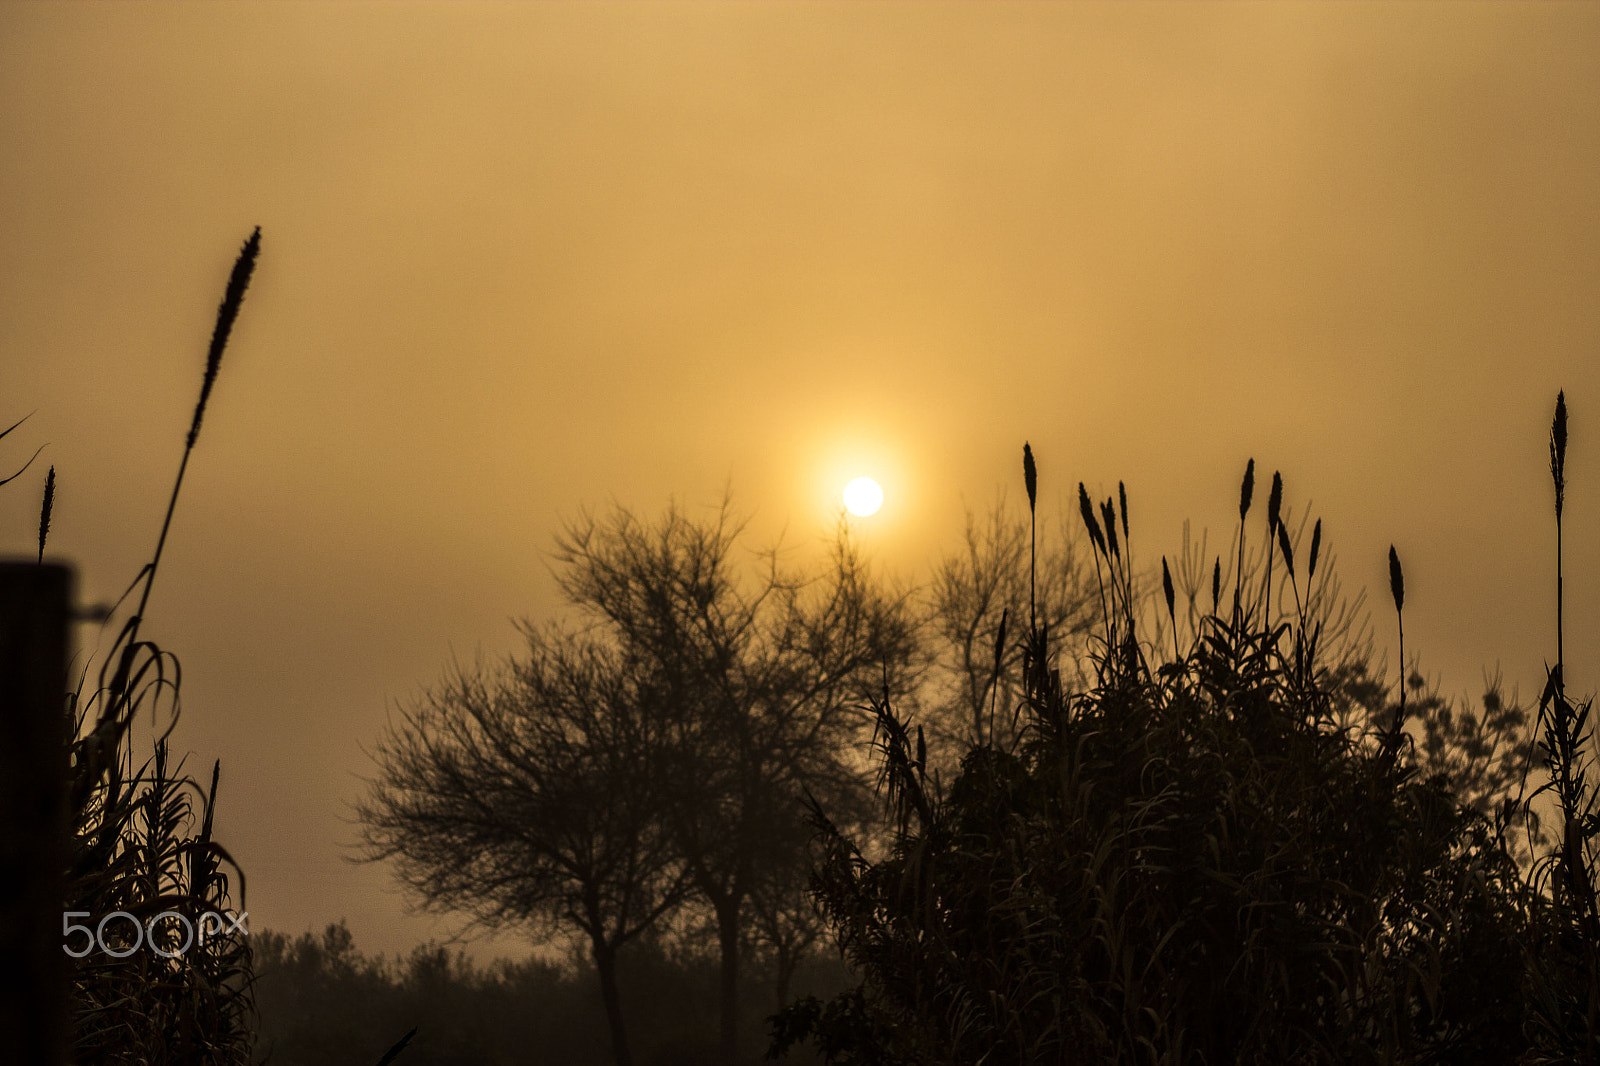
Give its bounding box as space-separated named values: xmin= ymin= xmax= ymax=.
xmin=843 ymin=477 xmax=883 ymax=517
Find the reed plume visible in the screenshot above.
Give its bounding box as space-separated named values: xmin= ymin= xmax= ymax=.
xmin=1023 ymin=442 xmax=1037 ymax=512
xmin=38 ymin=464 xmax=55 ymax=563
xmin=1239 ymin=458 xmax=1255 ymax=519
xmin=1079 ymin=482 xmax=1109 ymax=627
xmin=1078 ymin=482 xmax=1105 ymax=555
xmin=1162 ymin=555 xmax=1177 ymax=659
xmin=189 ymin=227 xmax=261 ymax=449
xmin=1389 ymin=545 xmax=1404 ymax=613
xmin=132 ymin=227 xmax=261 ymax=635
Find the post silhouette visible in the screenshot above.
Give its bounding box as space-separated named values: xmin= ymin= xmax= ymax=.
xmin=0 ymin=561 xmax=73 ymax=1066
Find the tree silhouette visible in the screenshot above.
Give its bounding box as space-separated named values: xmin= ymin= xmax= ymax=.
xmin=364 ymin=498 xmax=917 ymax=1065
xmin=549 ymin=500 xmax=917 ymax=1065
xmin=359 ymin=636 xmax=689 ymax=1066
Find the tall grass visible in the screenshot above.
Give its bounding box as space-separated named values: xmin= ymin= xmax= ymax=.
xmin=1519 ymin=389 xmax=1600 ymax=1063
xmin=49 ymin=229 xmax=261 ymax=1064
xmin=776 ymin=394 xmax=1595 ymax=1065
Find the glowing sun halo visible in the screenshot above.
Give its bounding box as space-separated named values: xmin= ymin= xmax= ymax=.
xmin=843 ymin=477 xmax=883 ymax=517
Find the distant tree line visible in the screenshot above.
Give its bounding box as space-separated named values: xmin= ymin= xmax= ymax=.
xmin=250 ymin=919 xmax=853 ymax=1066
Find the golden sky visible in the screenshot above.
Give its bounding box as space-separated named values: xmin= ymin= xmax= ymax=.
xmin=3 ymin=3 xmax=1598 ymax=959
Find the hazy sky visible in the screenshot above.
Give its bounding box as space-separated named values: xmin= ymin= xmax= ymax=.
xmin=3 ymin=3 xmax=1597 ymax=961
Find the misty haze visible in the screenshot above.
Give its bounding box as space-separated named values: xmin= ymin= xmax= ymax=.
xmin=2 ymin=4 xmax=1598 ymax=1065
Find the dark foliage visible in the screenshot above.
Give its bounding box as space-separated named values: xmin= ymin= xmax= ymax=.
xmin=775 ymin=417 xmax=1598 ymax=1065
xmin=361 ymin=499 xmax=918 ymax=1065
xmin=252 ymin=921 xmax=852 ymax=1066
xmin=56 ymin=229 xmax=262 ymax=1065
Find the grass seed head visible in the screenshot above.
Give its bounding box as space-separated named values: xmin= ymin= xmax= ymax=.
xmin=1118 ymin=480 xmax=1129 ymax=540
xmin=188 ymin=226 xmax=262 ymax=449
xmin=1277 ymin=521 xmax=1294 ymax=578
xmin=1551 ymin=389 xmax=1567 ymax=520
xmin=1212 ymin=558 xmax=1221 ymax=613
xmin=37 ymin=464 xmax=55 ymax=563
xmin=1267 ymin=471 xmax=1283 ymax=533
xmin=1101 ymin=497 xmax=1120 ymax=559
xmin=1308 ymin=518 xmax=1322 ymax=580
xmin=1239 ymin=458 xmax=1255 ymax=521
xmin=1162 ymin=556 xmax=1175 ymax=622
xmin=1079 ymin=483 xmax=1106 ymax=556
xmin=1023 ymin=442 xmax=1037 ymax=513
xmin=1389 ymin=545 xmax=1404 ymax=614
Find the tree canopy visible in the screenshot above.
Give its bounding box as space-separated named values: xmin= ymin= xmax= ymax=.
xmin=362 ymin=499 xmax=918 ymax=1066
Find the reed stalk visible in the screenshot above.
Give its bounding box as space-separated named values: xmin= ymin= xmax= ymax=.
xmin=58 ymin=228 xmax=263 ymax=1065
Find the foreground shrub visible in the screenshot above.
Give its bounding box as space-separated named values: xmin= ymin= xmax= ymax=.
xmin=57 ymin=229 xmax=261 ymax=1064
xmin=773 ymin=430 xmax=1591 ymax=1064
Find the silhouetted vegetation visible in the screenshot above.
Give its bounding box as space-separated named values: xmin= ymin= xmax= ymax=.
xmin=918 ymin=494 xmax=1098 ymax=765
xmin=360 ymin=502 xmax=918 ymax=1065
xmin=2 ymin=230 xmax=265 ymax=1064
xmin=19 ymin=229 xmax=1591 ymax=1066
xmin=774 ymin=399 xmax=1597 ymax=1065
xmin=251 ymin=920 xmax=854 ymax=1066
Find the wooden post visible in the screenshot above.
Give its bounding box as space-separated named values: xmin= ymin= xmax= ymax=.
xmin=0 ymin=561 xmax=73 ymax=1066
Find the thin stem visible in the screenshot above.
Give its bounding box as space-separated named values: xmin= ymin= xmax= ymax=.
xmin=1029 ymin=503 xmax=1037 ymax=640
xmin=1233 ymin=525 xmax=1246 ymax=633
xmin=1557 ymin=511 xmax=1564 ymax=691
xmin=132 ymin=444 xmax=194 ymax=628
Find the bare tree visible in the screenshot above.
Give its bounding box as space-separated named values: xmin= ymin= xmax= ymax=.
xmin=550 ymin=499 xmax=918 ymax=1065
xmin=363 ymin=498 xmax=915 ymax=1066
xmin=358 ymin=633 xmax=689 ymax=1066
xmin=744 ymin=842 xmax=828 ymax=1013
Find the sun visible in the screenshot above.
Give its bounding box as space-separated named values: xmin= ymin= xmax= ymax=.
xmin=843 ymin=477 xmax=883 ymax=517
